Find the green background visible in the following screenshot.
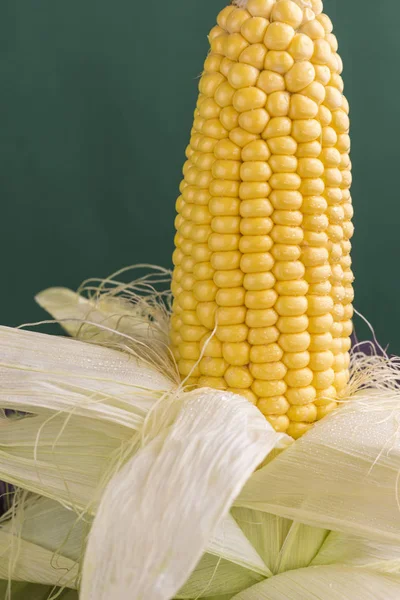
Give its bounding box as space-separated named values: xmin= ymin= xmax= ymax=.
xmin=1 ymin=1 xmax=398 ymax=350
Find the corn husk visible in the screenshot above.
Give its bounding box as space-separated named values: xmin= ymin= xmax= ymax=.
xmin=1 ymin=273 xmax=400 ymax=599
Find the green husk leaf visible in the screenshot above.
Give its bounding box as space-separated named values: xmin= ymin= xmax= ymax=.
xmin=207 ymin=514 xmax=271 ymax=577
xmin=312 ymin=531 xmax=400 ymax=573
xmin=1 ymin=495 xmax=88 ymax=563
xmin=0 ymin=530 xmax=78 ymax=588
xmin=232 ymin=508 xmax=327 ymax=575
xmin=230 ymin=565 xmax=400 ymax=599
xmin=177 ymin=554 xmax=264 ymax=598
xmin=0 ymin=581 xmax=78 ymax=600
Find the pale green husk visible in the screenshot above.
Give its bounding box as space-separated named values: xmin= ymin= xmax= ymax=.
xmin=1 ymin=271 xmax=400 ymax=600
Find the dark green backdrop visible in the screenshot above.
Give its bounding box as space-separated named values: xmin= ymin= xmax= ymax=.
xmin=1 ymin=1 xmax=399 ymax=350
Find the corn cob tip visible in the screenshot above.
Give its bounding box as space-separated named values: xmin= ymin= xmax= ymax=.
xmin=231 ymin=0 xmax=319 ymax=23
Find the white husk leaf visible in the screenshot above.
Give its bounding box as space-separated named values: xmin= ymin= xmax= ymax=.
xmin=35 ymin=287 xmax=167 ymax=346
xmin=236 ymin=360 xmax=400 ymax=543
xmin=80 ymin=389 xmax=285 ymax=600
xmin=230 ymin=565 xmax=400 ymax=599
xmin=0 ymin=326 xmax=173 ymax=428
xmin=0 ymin=410 xmax=136 ymax=511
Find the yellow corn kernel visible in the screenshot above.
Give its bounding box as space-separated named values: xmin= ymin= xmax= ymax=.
xmin=247 ymin=0 xmax=275 ymax=18
xmin=217 ymin=306 xmax=246 ymax=326
xmin=240 ymin=199 xmax=273 ymax=218
xmin=244 ymin=271 xmax=276 ymax=291
xmin=300 ymin=81 xmax=326 ymax=104
xmin=233 ymin=87 xmax=267 ymax=113
xmin=287 ymin=403 xmax=318 ymax=423
xmin=198 ymin=376 xmax=227 ymax=390
xmin=248 ymin=326 xmax=279 ymax=346
xmin=282 ymin=351 xmax=310 ymax=369
xmin=239 ymin=108 xmax=270 ymax=134
xmin=242 ymin=139 xmax=271 ymax=161
xmin=219 ymin=107 xmax=240 ymax=132
xmin=246 ymin=289 xmax=278 ymax=309
xmin=217 ymin=5 xmax=235 ymax=29
xmin=266 ymin=415 xmax=290 ymax=432
xmin=271 ymin=243 xmax=301 ymax=261
xmin=285 ymin=62 xmax=315 ymax=93
xmin=216 ymin=323 xmax=249 ymax=343
xmin=271 ymin=0 xmax=304 ymax=29
xmin=289 ymin=94 xmax=318 ymax=119
xmin=279 ymin=332 xmax=310 ymax=353
xmin=179 ymin=359 xmax=200 ymax=378
xmin=251 ymin=361 xmax=287 ymax=380
xmin=229 ymin=127 xmax=259 ymax=147
xmin=209 ymin=232 xmax=240 ymax=251
xmin=275 ymin=280 xmax=308 ymax=296
xmin=286 ymin=385 xmax=316 ymax=405
xmin=226 ymin=8 xmax=251 ymax=34
xmin=240 ymin=217 xmax=274 ymax=236
xmin=275 ymin=296 xmax=307 ymax=316
xmin=246 ymin=308 xmax=278 ymax=328
xmin=241 ymin=16 xmax=270 ymax=43
xmin=223 ymin=341 xmax=251 ymax=366
xmin=240 ymin=181 xmax=271 ymax=199
xmin=277 ymin=315 xmax=308 ymax=333
xmin=228 ymin=63 xmax=260 ymax=88
xmin=314 ymin=65 xmax=331 ymax=85
xmin=214 ymin=269 xmax=244 ymax=288
xmin=240 ymin=235 xmax=273 ymax=254
xmin=273 ymin=260 xmax=305 ymax=280
xmin=251 ymin=343 xmax=283 ymax=363
xmin=225 ymin=365 xmax=253 ymax=388
xmin=258 ymin=396 xmax=290 ymax=416
xmin=240 ymin=44 xmax=268 ymax=70
xmin=199 ymin=356 xmax=227 ymax=378
xmin=179 ymin=342 xmax=201 ymax=361
xmin=257 ymin=69 xmax=285 ymax=94
xmin=216 ymin=287 xmax=246 ymax=307
xmin=224 ymin=33 xmax=249 ymax=61
xmin=267 ymin=91 xmax=291 ymax=117
xmin=310 ymin=346 xmax=334 ymax=371
xmin=267 ymin=135 xmax=297 ymax=155
xmin=299 ymin=18 xmax=326 ymax=40
xmin=211 ymin=251 xmax=241 ymax=271
xmin=252 ymin=379 xmax=287 ymax=398
xmin=264 ymin=51 xmax=294 ymax=75
xmin=288 ymin=33 xmax=314 ymax=61
xmin=264 ymin=22 xmax=295 ymax=51
xmin=199 ymin=334 xmax=223 ymax=358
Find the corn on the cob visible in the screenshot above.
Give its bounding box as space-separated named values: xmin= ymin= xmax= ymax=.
xmin=171 ymin=0 xmax=353 ymax=439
